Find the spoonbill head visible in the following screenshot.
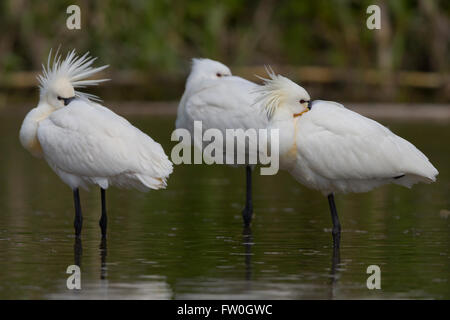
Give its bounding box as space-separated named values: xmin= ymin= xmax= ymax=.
xmin=255 ymin=68 xmax=311 ymax=119
xmin=43 ymin=77 xmax=75 ymax=108
xmin=186 ymin=58 xmax=232 ymax=85
xmin=20 ymin=51 xmax=108 ymax=158
xmin=37 ymin=50 xmax=109 ymax=109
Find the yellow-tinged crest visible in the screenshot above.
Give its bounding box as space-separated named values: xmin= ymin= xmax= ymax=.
xmin=254 ymin=66 xmax=310 ymax=119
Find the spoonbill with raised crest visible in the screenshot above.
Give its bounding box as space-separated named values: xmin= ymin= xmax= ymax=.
xmin=255 ymin=69 xmax=438 ymax=247
xmin=19 ymin=50 xmax=173 ymax=238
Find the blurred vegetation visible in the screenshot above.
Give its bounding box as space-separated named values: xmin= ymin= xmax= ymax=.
xmin=0 ymin=0 xmax=449 ymax=102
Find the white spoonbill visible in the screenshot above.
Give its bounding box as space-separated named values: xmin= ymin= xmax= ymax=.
xmin=255 ymin=70 xmax=438 ymax=246
xmin=176 ymin=58 xmax=268 ymax=226
xmin=19 ymin=50 xmax=173 ymax=238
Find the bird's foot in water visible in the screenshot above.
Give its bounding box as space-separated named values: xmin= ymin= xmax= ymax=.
xmin=242 ymin=206 xmax=253 ymax=227
xmin=331 ymin=228 xmax=341 ymax=249
xmin=74 ymin=219 xmax=82 ymax=239
xmin=99 ymin=217 xmax=107 ymax=239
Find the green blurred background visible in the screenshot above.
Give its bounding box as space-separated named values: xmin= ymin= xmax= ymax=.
xmin=0 ymin=0 xmax=448 ymax=103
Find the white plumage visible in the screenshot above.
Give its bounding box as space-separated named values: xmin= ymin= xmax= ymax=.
xmin=20 ymin=50 xmax=172 ymax=192
xmin=176 ymin=58 xmax=269 ymax=225
xmin=176 ymin=58 xmax=268 ymax=159
xmin=37 ymin=100 xmax=172 ymax=191
xmin=256 ymin=73 xmax=438 ymax=194
xmin=255 ymin=70 xmax=438 ymax=244
xmin=19 ymin=50 xmax=172 ymax=237
xmin=288 ymin=100 xmax=437 ymax=194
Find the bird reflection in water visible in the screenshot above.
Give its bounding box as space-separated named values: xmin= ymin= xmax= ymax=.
xmin=242 ymin=226 xmax=253 ymax=282
xmin=73 ymin=237 xmax=108 ymax=281
xmin=74 ymin=237 xmax=82 ymax=268
xmin=328 ymin=236 xmax=341 ymax=299
xmin=100 ymin=238 xmax=108 ymax=280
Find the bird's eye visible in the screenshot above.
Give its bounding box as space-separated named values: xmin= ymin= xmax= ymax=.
xmin=57 ymin=96 xmax=63 ymax=100
xmin=299 ymin=99 xmax=306 ymax=104
xmin=216 ymin=73 xmax=222 ymax=77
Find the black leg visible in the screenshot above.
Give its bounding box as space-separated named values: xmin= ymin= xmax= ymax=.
xmin=73 ymin=188 xmax=83 ymax=238
xmin=242 ymin=165 xmax=253 ymax=226
xmin=99 ymin=188 xmax=107 ymax=238
xmin=327 ymin=193 xmax=341 ymax=248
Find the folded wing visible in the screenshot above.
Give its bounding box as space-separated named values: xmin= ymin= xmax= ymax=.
xmin=296 ymin=101 xmax=438 ymax=188
xmin=37 ymin=100 xmax=173 ymax=190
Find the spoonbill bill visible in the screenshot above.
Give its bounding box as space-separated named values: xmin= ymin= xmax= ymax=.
xmin=19 ymin=50 xmax=173 ymax=238
xmin=255 ymin=70 xmax=438 ymax=246
xmin=176 ymin=58 xmax=268 ymax=226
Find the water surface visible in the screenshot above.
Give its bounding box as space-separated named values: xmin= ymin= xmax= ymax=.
xmin=0 ymin=110 xmax=448 ymax=299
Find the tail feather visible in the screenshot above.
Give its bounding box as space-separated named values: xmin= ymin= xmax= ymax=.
xmin=393 ymin=136 xmax=439 ymax=185
xmin=394 ymin=171 xmax=437 ymax=188
xmin=136 ymin=174 xmax=168 ymax=190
